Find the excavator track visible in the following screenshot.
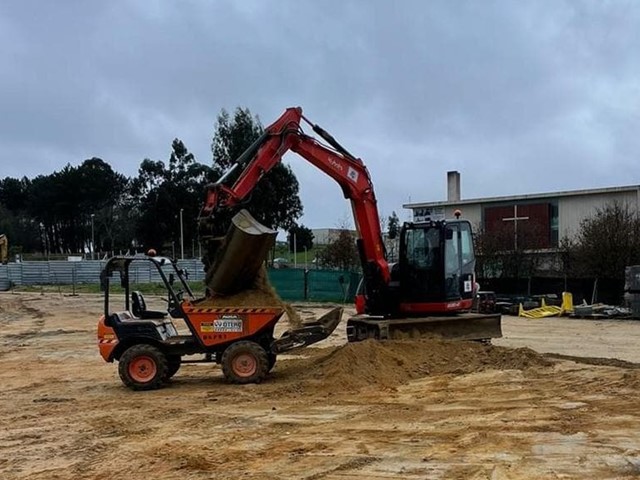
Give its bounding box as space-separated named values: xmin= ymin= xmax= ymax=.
xmin=346 ymin=313 xmax=502 ymax=343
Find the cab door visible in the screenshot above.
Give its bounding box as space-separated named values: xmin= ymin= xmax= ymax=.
xmin=445 ymin=221 xmax=476 ymax=302
xmin=399 ymin=224 xmax=445 ymax=303
xmin=444 ymin=224 xmax=461 ymax=300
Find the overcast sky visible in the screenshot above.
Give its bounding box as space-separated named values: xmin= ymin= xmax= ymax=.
xmin=2 ymin=0 xmax=639 ymax=229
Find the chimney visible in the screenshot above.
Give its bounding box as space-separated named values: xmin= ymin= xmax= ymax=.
xmin=447 ymin=171 xmax=461 ymax=202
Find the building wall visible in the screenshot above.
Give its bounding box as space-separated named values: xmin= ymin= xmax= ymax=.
xmin=558 ymin=190 xmax=639 ymax=239
xmin=410 ymin=188 xmax=640 ymax=245
xmin=311 ymin=229 xmax=332 ymax=245
xmin=484 ymin=203 xmax=553 ymax=249
xmin=405 ymin=184 xmax=640 ymax=281
xmin=311 ymin=228 xmax=358 ymax=246
xmin=412 ymin=204 xmax=482 ymax=228
xmin=449 ymin=204 xmax=482 ymax=228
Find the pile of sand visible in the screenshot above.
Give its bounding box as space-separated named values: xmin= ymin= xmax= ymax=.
xmin=198 ymin=266 xmax=302 ymax=326
xmin=276 ymin=339 xmax=552 ymax=392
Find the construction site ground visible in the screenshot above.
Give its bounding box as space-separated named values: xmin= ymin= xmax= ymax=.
xmin=1 ymin=292 xmax=640 ymax=479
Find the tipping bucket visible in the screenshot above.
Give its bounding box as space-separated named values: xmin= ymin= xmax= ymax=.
xmin=205 ymin=209 xmax=277 ymax=295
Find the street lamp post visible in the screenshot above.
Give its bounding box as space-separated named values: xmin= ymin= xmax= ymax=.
xmin=91 ymin=214 xmax=95 ymax=260
xmin=180 ymin=208 xmax=184 ymax=260
xmin=293 ymin=233 xmax=297 ymax=269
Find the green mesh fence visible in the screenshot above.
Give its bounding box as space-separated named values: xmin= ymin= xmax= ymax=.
xmin=308 ymin=270 xmax=360 ymax=302
xmin=266 ymin=268 xmax=305 ymax=301
xmin=267 ymin=268 xmax=361 ymax=303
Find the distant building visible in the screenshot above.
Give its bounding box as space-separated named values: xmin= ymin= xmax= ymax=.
xmin=404 ymin=171 xmax=640 ymax=250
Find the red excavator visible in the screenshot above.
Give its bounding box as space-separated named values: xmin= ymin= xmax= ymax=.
xmin=199 ymin=107 xmax=501 ymax=342
xmin=97 ymin=107 xmax=501 ymax=391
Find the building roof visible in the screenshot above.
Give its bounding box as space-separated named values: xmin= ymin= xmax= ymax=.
xmin=404 ymin=184 xmax=640 ymax=209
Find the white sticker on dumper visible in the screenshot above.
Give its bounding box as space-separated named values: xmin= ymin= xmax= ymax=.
xmin=464 ymin=280 xmax=472 ymax=292
xmin=214 ymin=315 xmax=243 ymax=333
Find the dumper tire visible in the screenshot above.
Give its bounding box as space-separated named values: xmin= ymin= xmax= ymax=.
xmin=118 ymin=344 xmax=168 ymax=391
xmin=165 ymin=355 xmax=181 ymax=381
xmin=221 ymin=341 xmax=269 ymax=384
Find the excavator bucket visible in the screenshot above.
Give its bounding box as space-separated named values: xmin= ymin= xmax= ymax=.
xmin=346 ymin=312 xmax=502 ymax=342
xmin=205 ymin=209 xmax=277 ymax=295
xmin=271 ymin=307 xmax=343 ymax=354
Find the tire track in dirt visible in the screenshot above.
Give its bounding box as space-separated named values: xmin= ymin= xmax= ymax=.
xmin=0 ymin=295 xmax=95 ymax=361
xmin=547 ymin=353 xmax=640 ymax=369
xmin=0 ymin=296 xmax=46 ymax=358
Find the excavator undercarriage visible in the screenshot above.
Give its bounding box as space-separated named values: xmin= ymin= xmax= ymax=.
xmin=347 ymin=314 xmax=502 ymax=342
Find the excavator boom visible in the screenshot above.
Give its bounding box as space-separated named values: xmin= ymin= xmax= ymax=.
xmin=200 ymin=107 xmax=390 ymax=313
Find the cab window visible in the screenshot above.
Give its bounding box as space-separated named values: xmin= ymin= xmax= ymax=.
xmin=460 ymin=222 xmax=474 ymax=266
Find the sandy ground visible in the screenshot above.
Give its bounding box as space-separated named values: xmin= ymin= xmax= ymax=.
xmin=1 ymin=292 xmax=640 ymax=479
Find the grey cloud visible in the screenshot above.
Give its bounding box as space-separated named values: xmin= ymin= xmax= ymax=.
xmin=1 ymin=0 xmax=639 ymax=228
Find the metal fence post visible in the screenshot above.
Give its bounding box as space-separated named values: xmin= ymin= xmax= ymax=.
xmin=71 ymin=264 xmax=77 ymax=296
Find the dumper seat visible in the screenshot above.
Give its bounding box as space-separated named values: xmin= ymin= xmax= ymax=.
xmin=131 ymin=291 xmax=166 ymax=319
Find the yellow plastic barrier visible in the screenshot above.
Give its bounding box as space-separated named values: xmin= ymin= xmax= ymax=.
xmin=518 ymin=292 xmax=574 ymax=319
xmin=518 ymin=303 xmax=563 ymax=318
xmin=561 ymin=292 xmax=574 ymax=313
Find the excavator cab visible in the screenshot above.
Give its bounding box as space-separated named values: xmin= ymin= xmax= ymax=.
xmin=398 ymin=220 xmax=476 ymax=309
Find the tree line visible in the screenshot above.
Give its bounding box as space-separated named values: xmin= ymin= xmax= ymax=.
xmin=0 ymin=108 xmax=304 ymax=259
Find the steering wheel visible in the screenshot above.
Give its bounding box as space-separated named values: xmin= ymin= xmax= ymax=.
xmin=161 ymin=290 xmax=183 ymax=310
xmin=166 ymin=290 xmax=185 ymax=317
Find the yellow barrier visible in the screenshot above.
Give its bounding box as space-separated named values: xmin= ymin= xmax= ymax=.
xmin=518 ymin=292 xmax=574 ymax=319
xmin=561 ymin=292 xmax=574 ymax=313
xmin=518 ymin=303 xmax=563 ymax=318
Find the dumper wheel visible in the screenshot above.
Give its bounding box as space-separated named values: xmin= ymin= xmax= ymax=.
xmin=165 ymin=355 xmax=181 ymax=381
xmin=119 ymin=344 xmax=168 ymax=391
xmin=221 ymin=341 xmax=269 ymax=384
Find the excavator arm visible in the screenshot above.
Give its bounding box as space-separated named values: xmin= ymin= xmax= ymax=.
xmin=200 ymin=107 xmax=391 ymax=310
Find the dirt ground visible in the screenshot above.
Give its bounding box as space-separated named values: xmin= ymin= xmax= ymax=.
xmin=2 ymin=292 xmax=640 ymax=479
